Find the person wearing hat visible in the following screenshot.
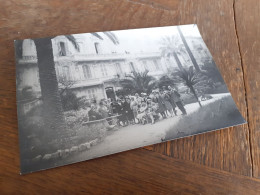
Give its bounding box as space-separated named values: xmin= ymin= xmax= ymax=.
xmin=146 ymin=97 xmax=157 ymax=124
xmin=117 ymin=99 xmax=127 ymax=126
xmin=106 ymin=98 xmax=113 ymax=115
xmin=153 ymin=91 xmax=167 ymax=119
xmin=98 ymin=100 xmax=109 ymax=119
xmin=123 ymin=97 xmax=135 ymax=125
xmin=141 ymin=92 xmax=148 ymax=102
xmin=111 ymin=99 xmax=120 ymax=115
xmin=136 ymin=101 xmax=148 ymax=125
xmin=162 ymin=90 xmax=174 ymax=117
xmin=135 ymin=93 xmax=143 ymax=106
xmin=130 ymin=96 xmax=139 ymax=123
xmin=168 ymin=86 xmax=187 ymax=115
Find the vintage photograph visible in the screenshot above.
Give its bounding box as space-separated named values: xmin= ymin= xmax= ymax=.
xmin=15 ymin=24 xmax=246 ymax=174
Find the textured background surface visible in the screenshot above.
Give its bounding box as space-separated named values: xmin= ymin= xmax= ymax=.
xmin=0 ymin=0 xmax=260 ymax=194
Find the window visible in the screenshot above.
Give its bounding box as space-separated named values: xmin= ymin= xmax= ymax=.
xmin=83 ymin=65 xmax=92 ymax=79
xmin=63 ymin=66 xmax=70 ymax=81
xmin=129 ymin=62 xmax=135 ymax=72
xmin=59 ymin=42 xmax=66 ymax=56
xmin=100 ymin=64 xmax=108 ymax=77
xmin=115 ymin=63 xmax=122 ymax=75
xmin=153 ymin=59 xmax=160 ymax=70
xmin=78 ymin=42 xmax=83 ymax=53
xmin=94 ymin=42 xmax=101 ymax=54
xmin=87 ymin=88 xmax=96 ymax=99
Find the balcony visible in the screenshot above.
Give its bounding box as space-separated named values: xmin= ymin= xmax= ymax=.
xmin=70 ymin=75 xmax=119 ymax=89
xmin=18 ymin=56 xmax=37 ymax=64
xmin=17 ymin=52 xmax=163 ymax=65
xmin=72 ymin=53 xmax=127 ymax=62
xmin=133 ymin=52 xmax=161 ymax=59
xmin=55 ymin=52 xmax=162 ymax=62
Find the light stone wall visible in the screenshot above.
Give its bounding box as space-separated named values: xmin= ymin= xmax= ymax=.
xmin=18 ymin=34 xmax=211 ymax=101
xmin=16 ymin=65 xmax=41 ymax=94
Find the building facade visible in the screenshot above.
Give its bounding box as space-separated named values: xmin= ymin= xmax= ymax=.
xmin=16 ymin=33 xmax=212 ymax=104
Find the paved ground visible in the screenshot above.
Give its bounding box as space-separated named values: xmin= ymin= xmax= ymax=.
xmin=65 ymin=93 xmax=230 ymax=164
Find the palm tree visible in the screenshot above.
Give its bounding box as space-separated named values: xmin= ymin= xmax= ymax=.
xmin=177 ymin=26 xmax=201 ymax=72
xmin=119 ymin=70 xmax=157 ymax=95
xmin=15 ymin=32 xmax=119 ymax=149
xmin=160 ymin=36 xmax=186 ymax=71
xmin=174 ymin=66 xmax=203 ymax=107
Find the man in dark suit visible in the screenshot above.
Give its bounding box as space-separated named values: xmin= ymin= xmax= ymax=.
xmin=168 ymin=86 xmax=187 ymax=115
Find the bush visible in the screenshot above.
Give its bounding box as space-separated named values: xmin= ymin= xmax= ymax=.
xmin=205 ymin=84 xmax=229 ymax=94
xmin=18 ymin=104 xmax=58 ymax=160
xmin=61 ymin=91 xmax=81 ymax=111
xmin=181 ymin=93 xmax=197 ymax=104
xmin=19 ymin=102 xmax=108 ymax=173
xmin=165 ymin=96 xmax=246 ymax=140
xmin=64 ymin=108 xmax=107 ymax=146
xmin=64 ymin=108 xmax=89 ymax=128
xmin=19 ymin=104 xmax=106 ymax=162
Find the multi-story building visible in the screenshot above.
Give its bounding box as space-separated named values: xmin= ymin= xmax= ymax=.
xmin=16 ymin=33 xmax=212 ymax=105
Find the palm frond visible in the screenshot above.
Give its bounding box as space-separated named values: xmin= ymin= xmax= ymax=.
xmin=65 ymin=35 xmax=80 ymax=51
xmin=160 ymin=35 xmax=186 ymax=60
xmin=103 ymin=32 xmax=119 ymax=45
xmin=119 ymin=70 xmax=156 ymax=94
xmin=91 ymin=32 xmax=104 ymax=40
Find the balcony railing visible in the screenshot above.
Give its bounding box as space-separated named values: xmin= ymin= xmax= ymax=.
xmin=23 ymin=56 xmax=37 ymax=60
xmin=18 ymin=52 xmax=163 ymax=64
xmin=18 ymin=56 xmax=37 ymax=64
xmin=55 ymin=52 xmax=162 ymax=62
xmin=70 ymin=74 xmax=124 ymax=89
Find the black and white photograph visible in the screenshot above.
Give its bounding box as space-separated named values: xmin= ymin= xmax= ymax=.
xmin=15 ymin=24 xmax=246 ymax=174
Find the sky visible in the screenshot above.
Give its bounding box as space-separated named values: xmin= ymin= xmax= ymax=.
xmin=111 ymin=24 xmax=202 ymax=53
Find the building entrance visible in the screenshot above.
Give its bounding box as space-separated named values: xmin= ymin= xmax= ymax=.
xmin=105 ymin=87 xmax=116 ymax=101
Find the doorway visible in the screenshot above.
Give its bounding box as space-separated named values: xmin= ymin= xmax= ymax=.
xmin=105 ymin=87 xmax=116 ymax=101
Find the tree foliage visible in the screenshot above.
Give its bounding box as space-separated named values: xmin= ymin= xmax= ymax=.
xmin=173 ymin=66 xmax=206 ymax=107
xmin=160 ymin=36 xmax=186 ymax=57
xmin=60 ymin=91 xmax=81 ymax=111
xmin=177 ymin=26 xmax=200 ymax=72
xmin=14 ymin=32 xmax=119 ymax=58
xmin=160 ymin=36 xmax=187 ymax=71
xmin=201 ymin=59 xmax=225 ymax=84
xmin=58 ymin=75 xmax=77 ymax=96
xmin=119 ymin=70 xmax=157 ymax=95
xmin=158 ymin=75 xmax=176 ymax=89
xmin=15 ymin=32 xmax=119 ymax=151
xmin=58 ymin=75 xmax=81 ymax=111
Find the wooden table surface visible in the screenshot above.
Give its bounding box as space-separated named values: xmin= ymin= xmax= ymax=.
xmin=0 ymin=0 xmax=260 ymax=194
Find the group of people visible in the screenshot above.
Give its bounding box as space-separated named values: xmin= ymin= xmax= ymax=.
xmin=88 ymin=86 xmax=187 ymax=126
